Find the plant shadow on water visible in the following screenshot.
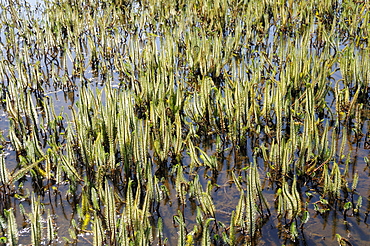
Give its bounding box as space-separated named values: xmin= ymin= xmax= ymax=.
xmin=0 ymin=0 xmax=369 ymax=245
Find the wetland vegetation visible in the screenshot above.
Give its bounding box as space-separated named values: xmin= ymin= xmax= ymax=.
xmin=0 ymin=0 xmax=369 ymax=245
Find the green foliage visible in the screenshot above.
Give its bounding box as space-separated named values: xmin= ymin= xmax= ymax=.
xmin=0 ymin=0 xmax=368 ymax=245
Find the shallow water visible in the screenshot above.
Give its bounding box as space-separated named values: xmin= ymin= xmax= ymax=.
xmin=0 ymin=0 xmax=369 ymax=245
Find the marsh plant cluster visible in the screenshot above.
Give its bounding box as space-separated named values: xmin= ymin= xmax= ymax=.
xmin=0 ymin=0 xmax=369 ymax=245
